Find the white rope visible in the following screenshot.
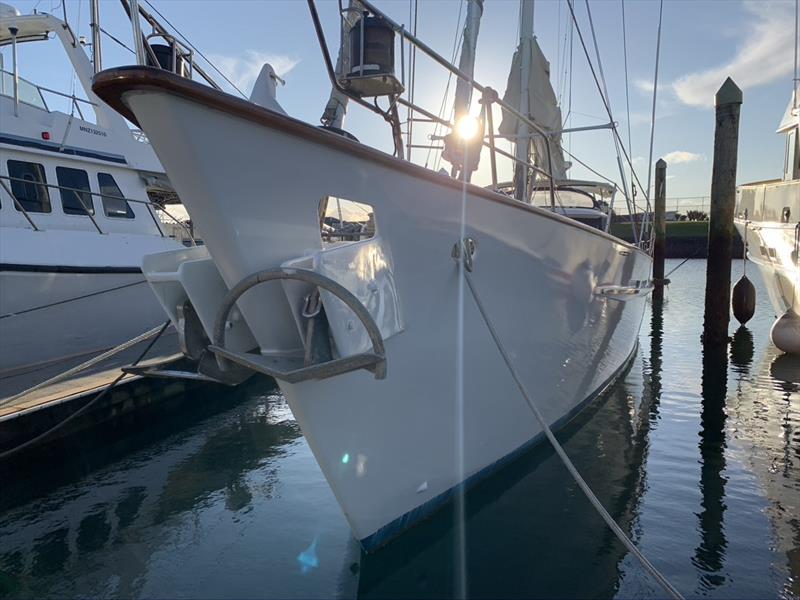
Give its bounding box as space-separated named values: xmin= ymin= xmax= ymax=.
xmin=460 ymin=258 xmax=684 ymax=600
xmin=0 ymin=323 xmax=169 ymax=408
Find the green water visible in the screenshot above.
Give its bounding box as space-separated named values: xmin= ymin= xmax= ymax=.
xmin=0 ymin=259 xmax=798 ymax=599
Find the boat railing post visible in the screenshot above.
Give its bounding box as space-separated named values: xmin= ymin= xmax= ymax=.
xmin=482 ymin=88 xmax=498 ymax=190
xmin=129 ymin=0 xmax=147 ymax=67
xmin=10 ymin=26 xmax=19 ymax=117
xmin=0 ymin=177 xmax=40 ymax=231
xmin=70 ymin=189 xmax=104 ymax=234
xmin=544 ymin=134 xmax=556 ymax=209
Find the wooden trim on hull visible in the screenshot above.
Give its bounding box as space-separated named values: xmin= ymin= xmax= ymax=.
xmin=92 ymin=67 xmax=650 ymax=258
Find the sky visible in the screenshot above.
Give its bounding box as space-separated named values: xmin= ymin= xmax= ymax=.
xmin=4 ymin=0 xmax=797 ymax=206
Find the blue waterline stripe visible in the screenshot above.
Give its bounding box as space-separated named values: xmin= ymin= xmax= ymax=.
xmin=359 ymin=342 xmax=639 ymax=553
xmin=0 ymin=133 xmax=128 ymax=165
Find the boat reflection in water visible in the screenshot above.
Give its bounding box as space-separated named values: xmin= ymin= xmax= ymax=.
xmin=727 ymin=346 xmax=800 ymax=599
xmin=0 ymin=378 xmax=358 ymax=600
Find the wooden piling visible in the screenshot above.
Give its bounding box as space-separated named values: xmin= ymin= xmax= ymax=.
xmin=703 ymin=78 xmax=742 ymax=346
xmin=652 ymin=158 xmax=667 ymax=303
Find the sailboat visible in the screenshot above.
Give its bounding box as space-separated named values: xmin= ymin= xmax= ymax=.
xmin=92 ymin=0 xmax=654 ymax=549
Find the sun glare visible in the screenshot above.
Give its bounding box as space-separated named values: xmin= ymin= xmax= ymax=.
xmin=456 ymin=114 xmax=480 ymax=140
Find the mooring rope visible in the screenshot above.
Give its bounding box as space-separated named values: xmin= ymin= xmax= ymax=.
xmin=0 ymin=321 xmax=170 ymax=461
xmin=0 ymin=322 xmax=169 ymax=408
xmin=458 ymin=255 xmax=684 ymax=600
xmin=0 ymin=280 xmax=147 ymax=320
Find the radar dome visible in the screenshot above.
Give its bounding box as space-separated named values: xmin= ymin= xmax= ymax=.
xmin=0 ymin=3 xmax=21 ymax=18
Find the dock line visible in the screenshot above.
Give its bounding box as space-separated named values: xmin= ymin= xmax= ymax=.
xmin=1 ymin=322 xmax=168 ymax=408
xmin=0 ymin=321 xmax=170 ymax=461
xmin=458 ymin=245 xmax=684 ymax=600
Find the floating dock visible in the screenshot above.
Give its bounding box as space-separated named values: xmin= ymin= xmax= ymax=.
xmin=0 ymin=334 xmax=227 ymax=458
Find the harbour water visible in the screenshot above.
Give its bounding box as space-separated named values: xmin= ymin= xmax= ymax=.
xmin=0 ymin=259 xmax=797 ymax=599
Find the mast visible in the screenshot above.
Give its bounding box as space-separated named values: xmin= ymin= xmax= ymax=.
xmin=513 ymin=0 xmax=534 ymax=202
xmin=90 ymin=0 xmax=102 ymax=73
xmin=321 ymin=0 xmax=362 ymax=129
xmin=452 ymin=0 xmax=484 ymax=121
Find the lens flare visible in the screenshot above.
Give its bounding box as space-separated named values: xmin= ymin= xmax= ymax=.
xmin=456 ymin=115 xmax=480 ymax=140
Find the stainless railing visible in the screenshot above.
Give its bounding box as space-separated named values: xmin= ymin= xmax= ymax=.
xmin=1 ymin=70 xmax=97 ymax=116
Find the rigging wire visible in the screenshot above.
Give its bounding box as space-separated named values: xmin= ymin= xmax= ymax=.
xmin=141 ymin=0 xmax=247 ymax=98
xmin=581 ymin=0 xmax=637 ymax=223
xmin=566 ymin=0 xmax=648 ymax=218
xmin=407 ymin=0 xmax=419 ymax=160
xmin=567 ymin=13 xmax=573 ymax=155
xmin=621 ymin=0 xmax=633 ymax=185
xmin=426 ymin=0 xmax=466 ymax=171
xmin=795 ymin=0 xmax=799 ymax=110
xmin=100 ymin=26 xmax=136 ymax=54
xmin=642 ymin=0 xmax=664 ymax=242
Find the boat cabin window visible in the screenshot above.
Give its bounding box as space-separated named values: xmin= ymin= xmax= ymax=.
xmin=7 ymin=160 xmax=51 ymax=213
xmin=0 ymin=72 xmax=47 ymax=111
xmin=56 ymin=167 xmax=94 ymax=215
xmin=319 ymin=197 xmax=375 ymax=242
xmin=98 ymin=173 xmax=135 ymax=218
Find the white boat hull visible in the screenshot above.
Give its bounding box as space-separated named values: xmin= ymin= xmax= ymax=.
xmin=96 ymin=68 xmax=653 ymax=549
xmin=0 ymin=268 xmax=168 ymax=377
xmin=734 ymin=220 xmax=799 ymax=318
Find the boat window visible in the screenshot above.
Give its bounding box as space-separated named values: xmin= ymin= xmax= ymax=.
xmin=56 ymin=167 xmax=94 ymax=215
xmin=7 ymin=160 xmax=51 ymax=213
xmin=319 ymin=197 xmax=375 ymax=242
xmin=98 ymin=173 xmax=135 ymax=218
xmin=0 ymin=71 xmax=47 ymax=111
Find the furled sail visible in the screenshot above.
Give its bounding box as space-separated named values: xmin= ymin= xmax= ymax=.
xmin=499 ymin=37 xmax=570 ymax=180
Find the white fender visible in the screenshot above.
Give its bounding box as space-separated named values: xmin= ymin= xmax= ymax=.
xmin=771 ymin=309 xmax=800 ymax=354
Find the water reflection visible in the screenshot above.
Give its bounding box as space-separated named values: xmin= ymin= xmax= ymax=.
xmin=0 ymin=378 xmax=357 ymax=599
xmin=693 ymin=342 xmax=729 ymax=591
xmin=358 ymin=358 xmax=656 ymax=599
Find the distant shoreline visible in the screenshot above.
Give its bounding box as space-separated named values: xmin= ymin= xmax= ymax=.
xmin=610 ymin=221 xmax=744 ymax=259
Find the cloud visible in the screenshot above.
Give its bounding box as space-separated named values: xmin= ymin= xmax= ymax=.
xmin=208 ymin=51 xmax=300 ymax=94
xmin=672 ymin=1 xmax=794 ymax=107
xmin=634 ymin=78 xmax=668 ymax=95
xmin=662 ymin=150 xmax=705 ymax=164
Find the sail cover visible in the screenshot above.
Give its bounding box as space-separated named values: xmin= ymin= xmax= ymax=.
xmin=499 ymin=37 xmax=570 ymax=180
